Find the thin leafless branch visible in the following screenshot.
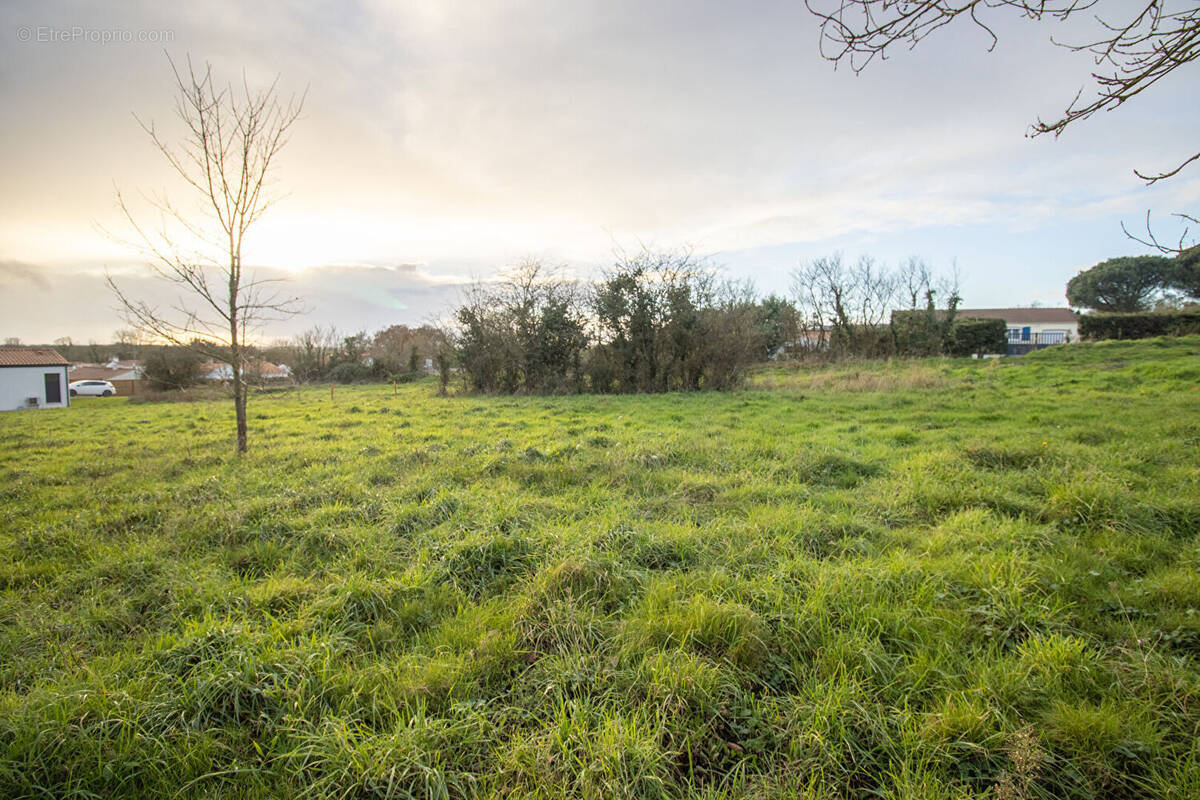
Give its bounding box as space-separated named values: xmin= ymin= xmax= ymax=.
xmin=805 ymin=1 xmax=1199 ymax=188
xmin=1121 ymin=209 xmax=1198 ymax=254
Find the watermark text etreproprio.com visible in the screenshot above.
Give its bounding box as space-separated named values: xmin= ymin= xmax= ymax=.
xmin=15 ymin=25 xmax=175 ymax=44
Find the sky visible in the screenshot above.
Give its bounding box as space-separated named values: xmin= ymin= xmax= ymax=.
xmin=1 ymin=0 xmax=1197 ymax=344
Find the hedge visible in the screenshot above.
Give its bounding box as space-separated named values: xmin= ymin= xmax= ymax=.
xmin=945 ymin=317 xmax=1007 ymax=357
xmin=1079 ymin=311 xmax=1200 ymax=341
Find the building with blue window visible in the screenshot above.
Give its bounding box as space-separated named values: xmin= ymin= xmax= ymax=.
xmin=953 ymin=308 xmax=1079 ymax=355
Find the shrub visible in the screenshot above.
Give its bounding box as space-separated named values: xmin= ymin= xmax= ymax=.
xmin=1079 ymin=310 xmax=1200 ymax=340
xmin=142 ymin=346 xmax=206 ymax=390
xmin=453 ymin=252 xmax=767 ymax=394
xmin=890 ymin=308 xmax=951 ymax=357
xmin=945 ymin=317 xmax=1007 ymax=356
xmin=326 ymin=361 xmax=373 ymax=384
xmin=589 ymin=251 xmax=763 ymax=392
xmin=455 ymin=261 xmax=589 ymax=394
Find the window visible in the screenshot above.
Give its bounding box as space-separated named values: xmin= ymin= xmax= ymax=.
xmin=1006 ymin=327 xmax=1022 ymax=343
xmin=1040 ymin=330 xmax=1066 ymax=344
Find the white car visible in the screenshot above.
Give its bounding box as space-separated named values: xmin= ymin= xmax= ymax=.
xmin=69 ymin=380 xmax=117 ymax=397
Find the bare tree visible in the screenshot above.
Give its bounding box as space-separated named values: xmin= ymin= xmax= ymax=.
xmin=792 ymin=253 xmax=899 ymax=355
xmin=288 ymin=325 xmax=341 ymax=383
xmin=792 ymin=253 xmax=962 ymax=358
xmin=106 ymin=55 xmax=305 ymax=454
xmin=805 ymin=1 xmax=1200 ymax=251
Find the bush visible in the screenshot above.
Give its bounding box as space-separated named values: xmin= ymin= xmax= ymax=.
xmin=1079 ymin=311 xmax=1200 ymax=341
xmin=827 ymin=323 xmax=895 ymax=358
xmin=142 ymin=346 xmax=206 ymax=390
xmin=588 ymin=251 xmax=763 ymax=392
xmin=455 ymin=261 xmax=589 ymax=394
xmin=945 ymin=317 xmax=1007 ymax=356
xmin=890 ymin=307 xmax=953 ymax=357
xmin=326 ymin=362 xmax=373 ymax=384
xmin=453 ymin=253 xmax=765 ymax=395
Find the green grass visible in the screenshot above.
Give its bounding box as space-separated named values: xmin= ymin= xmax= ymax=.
xmin=2 ymin=337 xmax=1199 ymax=799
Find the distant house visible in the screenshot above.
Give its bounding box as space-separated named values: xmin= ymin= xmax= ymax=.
xmin=954 ymin=308 xmax=1079 ymax=354
xmin=0 ymin=346 xmax=70 ymax=411
xmin=777 ymin=328 xmax=832 ymax=357
xmin=260 ymin=362 xmax=292 ymax=381
xmin=202 ymin=361 xmax=293 ymax=384
xmin=69 ymin=359 xmax=144 ymax=396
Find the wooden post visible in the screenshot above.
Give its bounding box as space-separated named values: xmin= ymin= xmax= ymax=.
xmin=330 ymin=383 xmax=334 ymax=403
xmin=393 ymin=380 xmax=397 ymax=396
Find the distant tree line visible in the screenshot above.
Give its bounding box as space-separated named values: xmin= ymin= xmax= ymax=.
xmin=449 ymin=250 xmax=975 ymax=395
xmin=792 ymin=253 xmax=970 ymax=359
xmin=282 ymin=324 xmax=450 ymax=384
xmin=1080 ymin=310 xmax=1200 ymax=341
xmin=1065 ymin=249 xmax=1200 ymax=341
xmin=41 ymin=328 xmax=150 ymax=364
xmin=1067 ymin=251 xmax=1200 ymax=313
xmin=75 ymin=243 xmax=1198 ymax=401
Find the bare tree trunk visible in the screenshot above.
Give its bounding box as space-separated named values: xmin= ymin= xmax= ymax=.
xmin=234 ymin=377 xmax=248 ymax=453
xmin=229 ymin=234 xmax=248 ymax=454
xmin=230 ymin=296 xmax=248 ymax=454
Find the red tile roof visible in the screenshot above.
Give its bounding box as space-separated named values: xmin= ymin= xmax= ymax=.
xmin=0 ymin=347 xmax=68 ymax=366
xmin=69 ymin=365 xmax=129 ymax=381
xmin=954 ymin=308 xmax=1078 ymax=323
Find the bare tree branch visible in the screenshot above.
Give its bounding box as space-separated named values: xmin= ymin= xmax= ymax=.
xmin=1121 ymin=209 xmax=1198 ymax=254
xmin=805 ymin=0 xmax=1199 ymax=252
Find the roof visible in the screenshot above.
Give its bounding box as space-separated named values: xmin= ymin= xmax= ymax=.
xmin=201 ymin=361 xmax=290 ymax=378
xmin=69 ymin=366 xmax=122 ymax=381
xmin=954 ymin=308 xmax=1078 ymax=324
xmin=0 ymin=346 xmax=68 ymax=366
xmin=201 ymin=362 xmax=231 ymax=377
xmin=69 ymin=365 xmax=142 ymax=381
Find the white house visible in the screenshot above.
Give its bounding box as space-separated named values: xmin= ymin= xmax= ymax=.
xmin=955 ymin=308 xmax=1079 ymax=350
xmin=0 ymin=347 xmax=70 ymax=411
xmin=905 ymin=307 xmax=1078 ymax=355
xmin=201 ymin=360 xmax=292 ymax=382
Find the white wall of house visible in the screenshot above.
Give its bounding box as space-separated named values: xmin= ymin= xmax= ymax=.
xmin=1003 ymin=320 xmax=1080 ymax=344
xmin=0 ymin=366 xmax=70 ymax=411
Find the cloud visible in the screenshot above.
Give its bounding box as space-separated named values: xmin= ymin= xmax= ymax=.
xmin=0 ymin=260 xmax=50 ymax=290
xmin=287 ymin=262 xmax=470 ymax=328
xmin=0 ymin=259 xmax=471 ymax=343
xmin=1 ymin=0 xmax=1197 ymax=338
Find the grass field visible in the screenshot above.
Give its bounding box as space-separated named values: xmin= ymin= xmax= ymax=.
xmin=2 ymin=337 xmax=1199 ymax=799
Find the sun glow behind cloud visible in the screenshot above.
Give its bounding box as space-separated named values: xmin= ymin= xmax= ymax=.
xmin=0 ymin=0 xmax=1197 ymax=342
xmin=244 ymin=210 xmax=613 ymax=273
